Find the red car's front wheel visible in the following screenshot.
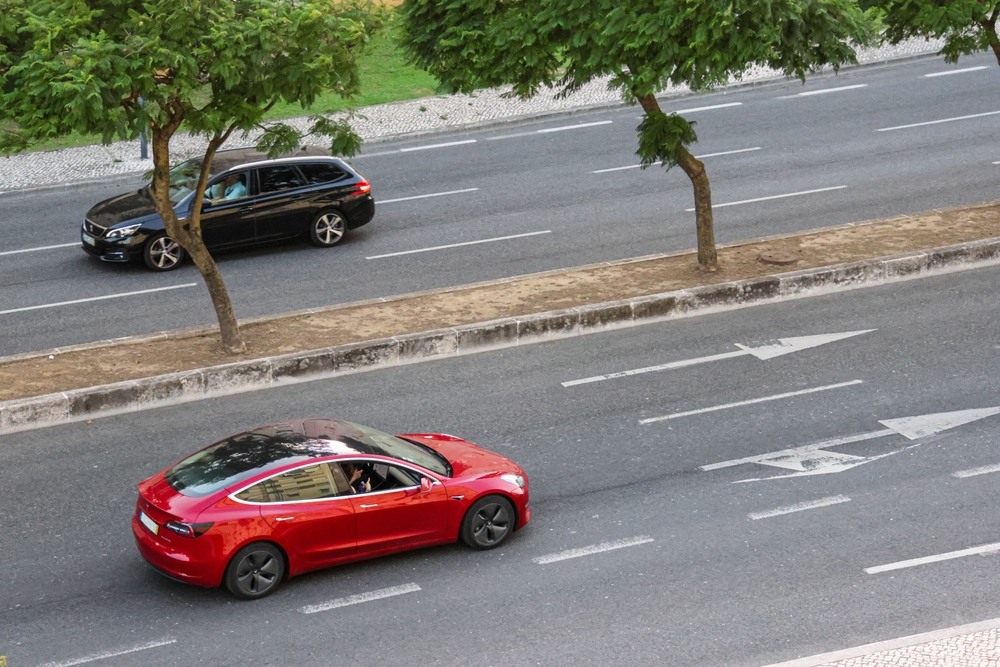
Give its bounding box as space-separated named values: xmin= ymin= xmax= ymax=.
xmin=460 ymin=495 xmax=515 ymax=550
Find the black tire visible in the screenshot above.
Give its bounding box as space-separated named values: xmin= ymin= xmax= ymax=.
xmin=460 ymin=495 xmax=516 ymax=550
xmin=143 ymin=233 xmax=185 ymax=271
xmin=223 ymin=542 xmax=285 ymax=600
xmin=308 ymin=210 xmax=347 ymax=247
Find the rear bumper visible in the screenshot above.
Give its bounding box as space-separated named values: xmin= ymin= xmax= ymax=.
xmin=345 ymin=195 xmax=375 ymax=229
xmin=132 ymin=515 xmax=223 ymax=588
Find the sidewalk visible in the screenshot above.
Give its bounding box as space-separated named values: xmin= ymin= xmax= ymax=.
xmin=0 ymin=38 xmax=943 ymax=193
xmin=763 ymin=617 xmax=1000 ymax=667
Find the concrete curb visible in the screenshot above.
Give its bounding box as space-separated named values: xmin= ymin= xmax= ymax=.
xmin=2 ymin=235 xmax=999 ymax=435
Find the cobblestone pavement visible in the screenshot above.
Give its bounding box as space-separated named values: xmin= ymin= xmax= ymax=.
xmin=0 ymin=37 xmax=944 ymax=193
xmin=766 ymin=619 xmax=1000 ymax=667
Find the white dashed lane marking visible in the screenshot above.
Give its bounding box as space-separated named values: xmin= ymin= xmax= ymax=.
xmin=0 ymin=283 xmax=197 ymax=316
xmin=533 ymin=536 xmax=654 ymax=565
xmin=865 ymin=542 xmax=1000 ymax=574
xmin=37 ymin=638 xmax=177 ymax=667
xmin=300 ymin=583 xmax=422 ymax=614
xmin=0 ymin=241 xmax=80 ymax=257
xmin=377 ymin=187 xmax=479 ymax=204
xmin=366 ymin=230 xmax=551 ymax=260
xmin=877 ymin=110 xmax=1000 ymax=132
xmin=749 ymin=495 xmax=851 ymax=520
xmin=685 ymin=185 xmax=847 ymax=211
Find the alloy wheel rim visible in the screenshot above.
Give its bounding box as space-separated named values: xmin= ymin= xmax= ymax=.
xmin=471 ymin=503 xmax=511 ymax=546
xmin=315 ymin=214 xmax=345 ymax=245
xmin=150 ymin=237 xmax=181 ymax=268
xmin=235 ymin=551 xmax=280 ymax=596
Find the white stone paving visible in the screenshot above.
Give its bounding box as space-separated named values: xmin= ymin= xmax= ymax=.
xmin=815 ymin=627 xmax=1000 ymax=666
xmin=0 ymin=37 xmax=945 ymax=193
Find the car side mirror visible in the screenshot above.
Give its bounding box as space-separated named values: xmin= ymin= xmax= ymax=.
xmin=201 ymin=198 xmax=213 ymax=209
xmin=420 ymin=477 xmax=433 ymax=493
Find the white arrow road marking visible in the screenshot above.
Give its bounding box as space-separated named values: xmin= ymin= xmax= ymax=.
xmin=924 ymin=65 xmax=988 ymax=77
xmin=877 ymin=110 xmax=1000 ymax=132
xmin=879 ymin=406 xmax=1000 ymax=440
xmin=562 ymin=329 xmax=874 ymax=386
xmin=300 ymin=583 xmax=421 ymax=614
xmin=640 ymin=380 xmax=862 ymax=424
xmin=701 ymin=406 xmax=1000 ymax=482
xmin=377 ymin=187 xmax=479 ymax=204
xmin=37 ymin=639 xmax=177 ymax=667
xmin=953 ymin=462 xmax=1000 ymax=478
xmin=366 ymin=230 xmax=550 ymax=260
xmin=865 ymin=542 xmax=1000 ymax=574
xmin=685 ymin=185 xmax=847 ymax=211
xmin=592 ymin=147 xmax=761 ymax=173
xmin=749 ymin=495 xmax=850 ymax=520
xmin=533 ymin=536 xmax=654 ymax=565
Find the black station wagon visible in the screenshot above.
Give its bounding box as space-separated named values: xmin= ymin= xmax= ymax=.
xmin=81 ymin=146 xmax=375 ymax=271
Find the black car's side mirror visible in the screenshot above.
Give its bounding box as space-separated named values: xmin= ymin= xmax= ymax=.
xmin=201 ymin=198 xmax=213 ymax=210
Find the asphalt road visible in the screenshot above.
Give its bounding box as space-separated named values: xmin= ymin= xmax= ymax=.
xmin=2 ymin=53 xmax=1000 ymax=356
xmin=1 ymin=265 xmax=999 ymax=666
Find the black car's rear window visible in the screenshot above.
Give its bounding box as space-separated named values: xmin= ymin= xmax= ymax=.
xmin=299 ymin=163 xmax=348 ymax=184
xmin=166 ymin=433 xmax=339 ymax=497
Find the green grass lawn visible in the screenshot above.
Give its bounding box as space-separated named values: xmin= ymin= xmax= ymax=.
xmin=19 ymin=30 xmax=440 ymax=154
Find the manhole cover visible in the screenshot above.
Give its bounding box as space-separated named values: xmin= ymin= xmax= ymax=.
xmin=759 ymin=251 xmax=799 ymax=266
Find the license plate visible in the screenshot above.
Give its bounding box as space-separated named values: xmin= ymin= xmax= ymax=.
xmin=139 ymin=510 xmax=159 ymax=535
xmin=82 ymin=233 xmax=95 ymax=246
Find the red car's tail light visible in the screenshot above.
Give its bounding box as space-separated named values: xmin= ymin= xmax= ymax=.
xmin=165 ymin=521 xmax=214 ymax=538
xmin=351 ymin=179 xmax=371 ymax=195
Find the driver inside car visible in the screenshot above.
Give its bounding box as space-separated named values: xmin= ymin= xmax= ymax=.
xmin=342 ymin=462 xmax=372 ymax=494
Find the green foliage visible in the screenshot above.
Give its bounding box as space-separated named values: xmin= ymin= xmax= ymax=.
xmin=0 ymin=0 xmax=384 ymax=156
xmin=636 ymin=111 xmax=697 ymax=171
xmin=876 ymin=0 xmax=1000 ymax=63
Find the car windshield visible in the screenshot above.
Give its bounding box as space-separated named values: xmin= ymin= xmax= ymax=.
xmin=166 ymin=432 xmax=341 ymax=497
xmin=167 ymin=160 xmax=203 ymax=204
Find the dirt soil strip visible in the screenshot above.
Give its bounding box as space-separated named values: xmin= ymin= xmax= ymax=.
xmin=4 ymin=200 xmax=1000 ymax=403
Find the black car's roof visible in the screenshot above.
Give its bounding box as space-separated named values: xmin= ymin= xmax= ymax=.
xmin=191 ymin=145 xmax=340 ymax=177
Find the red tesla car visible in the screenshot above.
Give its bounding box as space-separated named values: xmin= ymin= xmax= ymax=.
xmin=132 ymin=419 xmax=530 ymax=599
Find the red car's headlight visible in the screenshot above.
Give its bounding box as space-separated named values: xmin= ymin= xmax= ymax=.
xmin=501 ymin=474 xmax=525 ymax=488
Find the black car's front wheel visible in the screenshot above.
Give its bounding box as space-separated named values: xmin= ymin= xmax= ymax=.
xmin=143 ymin=233 xmax=185 ymax=271
xmin=223 ymin=542 xmax=285 ymax=600
xmin=460 ymin=495 xmax=516 ymax=550
xmin=308 ymin=211 xmax=347 ymax=247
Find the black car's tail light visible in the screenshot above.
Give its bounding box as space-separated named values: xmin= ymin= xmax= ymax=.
xmin=165 ymin=521 xmax=214 ymax=538
xmin=351 ymin=179 xmax=371 ymax=195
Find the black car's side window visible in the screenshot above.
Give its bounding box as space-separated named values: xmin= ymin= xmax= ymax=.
xmin=257 ymin=166 xmax=306 ymax=194
xmin=299 ymin=163 xmax=348 ymax=185
xmin=207 ymin=171 xmax=250 ymax=203
xmin=235 ymin=463 xmax=342 ymax=503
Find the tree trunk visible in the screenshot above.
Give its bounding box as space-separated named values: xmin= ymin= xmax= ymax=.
xmin=149 ymin=125 xmax=247 ymax=355
xmin=638 ymin=93 xmax=718 ymax=271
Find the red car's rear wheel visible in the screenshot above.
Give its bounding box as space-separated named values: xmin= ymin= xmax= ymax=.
xmin=224 ymin=542 xmax=285 ymax=600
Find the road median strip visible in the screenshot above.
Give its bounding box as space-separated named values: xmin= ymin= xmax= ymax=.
xmin=2 ymin=200 xmax=1000 ymax=434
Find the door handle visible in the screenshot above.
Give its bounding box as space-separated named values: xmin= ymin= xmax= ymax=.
xmin=274 ymin=516 xmax=295 ymax=521
xmin=238 ymin=206 xmax=254 ymax=213
xmin=359 ymin=503 xmax=378 ymax=509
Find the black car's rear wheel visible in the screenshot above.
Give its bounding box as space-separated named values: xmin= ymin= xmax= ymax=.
xmin=308 ymin=211 xmax=347 ymax=247
xmin=460 ymin=495 xmax=515 ymax=550
xmin=143 ymin=234 xmax=185 ymax=271
xmin=224 ymin=542 xmax=285 ymax=600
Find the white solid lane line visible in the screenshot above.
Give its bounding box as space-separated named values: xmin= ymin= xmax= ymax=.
xmin=533 ymin=536 xmax=654 ymax=565
xmin=536 ymin=120 xmax=613 ymax=133
xmin=592 ymin=147 xmax=761 ymax=173
xmin=865 ymin=542 xmax=1000 ymax=574
xmin=749 ymin=495 xmax=851 ymax=521
xmin=0 ymin=241 xmax=80 ymax=257
xmin=0 ymin=283 xmax=197 ymax=316
xmin=399 ymin=139 xmax=477 ymax=152
xmin=953 ymin=462 xmax=1000 ymax=478
xmin=779 ymin=84 xmax=868 ymax=98
xmin=684 ymin=185 xmax=847 ymax=211
xmin=878 ymin=110 xmax=1000 ymax=132
xmin=378 ymin=187 xmax=479 ymax=204
xmin=366 ymin=230 xmax=551 ymax=260
xmin=640 ymin=380 xmax=863 ymax=424
xmin=674 ymin=101 xmax=743 ymax=113
xmin=925 ymin=66 xmax=988 ymax=77
xmin=300 ymin=583 xmax=421 ymax=614
xmin=37 ymin=639 xmax=177 ymax=667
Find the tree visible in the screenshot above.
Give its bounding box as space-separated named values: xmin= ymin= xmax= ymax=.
xmin=399 ymin=0 xmax=875 ymax=270
xmin=1 ymin=0 xmax=380 ymax=353
xmin=877 ymin=0 xmax=1000 ymax=67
